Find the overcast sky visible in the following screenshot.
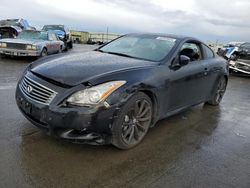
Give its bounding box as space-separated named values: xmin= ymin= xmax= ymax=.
xmin=1 ymin=0 xmax=250 ymax=42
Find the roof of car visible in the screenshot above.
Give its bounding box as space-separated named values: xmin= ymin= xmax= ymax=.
xmin=126 ymin=33 xmax=198 ymax=41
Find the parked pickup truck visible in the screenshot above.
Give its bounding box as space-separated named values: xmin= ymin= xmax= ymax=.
xmin=42 ymin=25 xmax=73 ymax=50
xmin=228 ymin=42 xmax=250 ymax=75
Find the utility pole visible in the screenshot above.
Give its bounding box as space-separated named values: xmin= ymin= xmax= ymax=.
xmin=106 ymin=27 xmax=109 ymax=42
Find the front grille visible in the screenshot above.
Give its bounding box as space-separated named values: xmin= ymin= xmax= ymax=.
xmin=19 ymin=76 xmax=57 ymax=105
xmin=7 ymin=43 xmax=26 ymax=50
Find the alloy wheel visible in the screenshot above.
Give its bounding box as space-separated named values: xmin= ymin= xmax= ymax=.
xmin=41 ymin=49 xmax=47 ymax=57
xmin=215 ymin=78 xmax=226 ymax=103
xmin=121 ymin=99 xmax=152 ymax=145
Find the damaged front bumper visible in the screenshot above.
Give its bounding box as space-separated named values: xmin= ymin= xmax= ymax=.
xmin=229 ymin=60 xmax=250 ymax=75
xmin=0 ymin=48 xmax=40 ymax=57
xmin=15 ymin=74 xmax=120 ymax=145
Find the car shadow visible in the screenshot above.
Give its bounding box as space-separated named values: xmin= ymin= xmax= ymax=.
xmin=18 ymin=104 xmax=222 ymax=187
xmin=0 ymin=55 xmax=36 ymax=63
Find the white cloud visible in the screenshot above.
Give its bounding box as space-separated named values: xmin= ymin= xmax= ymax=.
xmin=150 ymin=0 xmax=196 ymax=13
xmin=0 ymin=0 xmax=250 ymax=42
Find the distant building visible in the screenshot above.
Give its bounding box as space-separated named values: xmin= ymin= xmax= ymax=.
xmin=70 ymin=30 xmax=89 ymax=44
xmin=88 ymin=32 xmax=120 ymax=44
xmin=70 ymin=30 xmax=121 ymax=44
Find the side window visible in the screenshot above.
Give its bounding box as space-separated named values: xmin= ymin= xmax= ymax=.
xmin=48 ymin=34 xmax=53 ymax=41
xmin=54 ymin=34 xmax=59 ymax=41
xmin=23 ymin=20 xmax=29 ymax=28
xmin=180 ymin=42 xmax=202 ymax=62
xmin=202 ymin=44 xmax=214 ymax=59
xmin=49 ymin=33 xmax=57 ymax=41
xmin=52 ymin=33 xmax=58 ymax=41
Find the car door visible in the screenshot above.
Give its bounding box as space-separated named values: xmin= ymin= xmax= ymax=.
xmin=51 ymin=33 xmax=61 ymax=52
xmin=48 ymin=33 xmax=59 ymax=53
xmin=201 ymin=44 xmax=222 ymax=99
xmin=166 ymin=41 xmax=209 ymax=112
xmin=47 ymin=33 xmax=55 ymax=54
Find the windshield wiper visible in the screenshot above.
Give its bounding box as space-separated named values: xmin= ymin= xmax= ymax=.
xmin=94 ymin=50 xmax=146 ymax=60
xmin=95 ymin=49 xmax=133 ymax=57
xmin=104 ymin=51 xmax=136 ymax=58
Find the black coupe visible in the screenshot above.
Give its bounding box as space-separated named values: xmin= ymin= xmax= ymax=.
xmin=16 ymin=33 xmax=229 ymax=149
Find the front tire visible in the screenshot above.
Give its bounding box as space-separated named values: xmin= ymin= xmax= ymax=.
xmin=207 ymin=77 xmax=227 ymax=106
xmin=40 ymin=48 xmax=48 ymax=57
xmin=111 ymin=92 xmax=153 ymax=149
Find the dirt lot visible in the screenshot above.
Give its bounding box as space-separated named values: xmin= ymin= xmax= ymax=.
xmin=0 ymin=44 xmax=249 ymax=188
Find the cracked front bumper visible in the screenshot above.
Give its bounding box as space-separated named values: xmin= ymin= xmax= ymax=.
xmin=0 ymin=49 xmax=40 ymax=57
xmin=15 ymin=81 xmax=118 ymax=144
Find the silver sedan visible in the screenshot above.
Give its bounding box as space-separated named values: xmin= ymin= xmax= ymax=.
xmin=0 ymin=30 xmax=64 ymax=58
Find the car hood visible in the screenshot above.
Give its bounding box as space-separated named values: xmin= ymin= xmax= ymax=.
xmin=0 ymin=38 xmax=44 ymax=45
xmin=30 ymin=51 xmax=157 ymax=86
xmin=0 ymin=26 xmax=22 ymax=32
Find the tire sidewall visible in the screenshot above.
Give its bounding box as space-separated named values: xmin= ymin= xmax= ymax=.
xmin=111 ymin=92 xmax=153 ymax=149
xmin=207 ymin=76 xmax=227 ymax=105
xmin=41 ymin=48 xmax=47 ymax=57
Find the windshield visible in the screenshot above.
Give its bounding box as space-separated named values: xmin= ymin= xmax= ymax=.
xmin=43 ymin=25 xmax=64 ymax=31
xmin=99 ymin=36 xmax=177 ymax=61
xmin=17 ymin=31 xmax=48 ymax=40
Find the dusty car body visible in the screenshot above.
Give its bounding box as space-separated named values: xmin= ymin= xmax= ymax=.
xmin=218 ymin=42 xmax=250 ymax=60
xmin=226 ymin=42 xmax=250 ymax=75
xmin=229 ymin=59 xmax=250 ymax=75
xmin=16 ymin=33 xmax=229 ymax=149
xmin=0 ymin=30 xmax=64 ymax=57
xmin=233 ymin=42 xmax=250 ymax=60
xmin=217 ymin=42 xmax=244 ymax=58
xmin=42 ymin=25 xmax=73 ymax=50
xmin=0 ymin=19 xmax=35 ymax=39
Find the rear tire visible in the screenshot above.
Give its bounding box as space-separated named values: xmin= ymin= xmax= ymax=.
xmin=207 ymin=77 xmax=227 ymax=106
xmin=111 ymin=92 xmax=153 ymax=150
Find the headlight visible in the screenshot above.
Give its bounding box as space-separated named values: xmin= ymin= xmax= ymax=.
xmin=0 ymin=42 xmax=7 ymax=48
xmin=66 ymin=81 xmax=126 ymax=106
xmin=26 ymin=45 xmax=37 ymax=50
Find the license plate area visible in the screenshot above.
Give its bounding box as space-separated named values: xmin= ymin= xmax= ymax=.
xmin=19 ymin=97 xmax=32 ymax=115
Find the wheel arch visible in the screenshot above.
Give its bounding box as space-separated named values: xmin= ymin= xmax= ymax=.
xmin=42 ymin=46 xmax=47 ymax=51
xmin=137 ymin=89 xmax=159 ymax=127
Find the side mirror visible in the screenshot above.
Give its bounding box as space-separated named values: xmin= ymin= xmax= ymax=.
xmin=179 ymin=55 xmax=190 ymax=66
